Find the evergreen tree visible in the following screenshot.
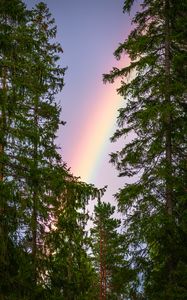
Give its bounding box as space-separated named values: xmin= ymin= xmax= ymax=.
xmin=47 ymin=175 xmax=105 ymax=300
xmin=1 ymin=2 xmax=106 ymax=298
xmin=0 ymin=1 xmax=110 ymax=299
xmin=90 ymin=201 xmax=132 ymax=299
xmin=104 ymin=0 xmax=187 ymax=298
xmin=0 ymin=0 xmax=30 ymax=297
xmin=15 ymin=3 xmax=66 ymax=296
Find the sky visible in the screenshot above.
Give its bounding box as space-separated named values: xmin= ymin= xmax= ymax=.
xmin=24 ymin=0 xmax=135 ymax=208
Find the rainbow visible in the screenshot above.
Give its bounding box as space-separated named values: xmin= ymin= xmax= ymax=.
xmin=70 ymin=57 xmax=131 ymax=183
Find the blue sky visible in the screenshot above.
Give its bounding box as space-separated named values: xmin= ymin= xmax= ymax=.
xmin=24 ymin=0 xmax=134 ymax=208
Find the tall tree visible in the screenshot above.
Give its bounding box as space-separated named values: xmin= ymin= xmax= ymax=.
xmin=1 ymin=1 xmax=106 ymax=299
xmin=0 ymin=1 xmax=29 ymax=297
xmin=0 ymin=1 xmax=66 ymax=298
xmin=90 ymin=201 xmax=132 ymax=300
xmin=104 ymin=0 xmax=187 ymax=298
xmin=12 ymin=2 xmax=67 ymax=297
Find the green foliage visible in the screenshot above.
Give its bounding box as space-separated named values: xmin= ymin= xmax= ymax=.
xmin=48 ymin=176 xmax=105 ymax=300
xmin=0 ymin=1 xmax=104 ymax=299
xmin=90 ymin=201 xmax=134 ymax=299
xmin=104 ymin=0 xmax=187 ymax=298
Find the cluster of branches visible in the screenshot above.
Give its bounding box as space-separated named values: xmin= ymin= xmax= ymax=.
xmin=104 ymin=0 xmax=187 ymax=299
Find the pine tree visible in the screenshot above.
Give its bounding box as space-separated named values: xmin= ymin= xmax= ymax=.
xmin=0 ymin=1 xmax=30 ymax=297
xmin=0 ymin=1 xmax=66 ymax=297
xmin=47 ymin=175 xmax=105 ymax=300
xmin=104 ymin=0 xmax=187 ymax=298
xmin=13 ymin=2 xmax=66 ymax=297
xmin=90 ymin=201 xmax=132 ymax=299
xmin=1 ymin=1 xmax=109 ymax=299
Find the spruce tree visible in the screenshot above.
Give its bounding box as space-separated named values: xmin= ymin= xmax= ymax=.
xmin=0 ymin=1 xmax=66 ymax=297
xmin=14 ymin=2 xmax=66 ymax=297
xmin=47 ymin=175 xmax=105 ymax=300
xmin=1 ymin=1 xmax=108 ymax=299
xmin=104 ymin=0 xmax=187 ymax=298
xmin=0 ymin=1 xmax=29 ymax=297
xmin=90 ymin=201 xmax=132 ymax=300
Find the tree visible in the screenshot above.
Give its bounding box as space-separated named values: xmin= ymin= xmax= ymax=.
xmin=16 ymin=3 xmax=66 ymax=294
xmin=0 ymin=1 xmax=30 ymax=297
xmin=47 ymin=175 xmax=106 ymax=300
xmin=1 ymin=1 xmax=109 ymax=299
xmin=0 ymin=1 xmax=66 ymax=298
xmin=104 ymin=0 xmax=187 ymax=298
xmin=90 ymin=201 xmax=133 ymax=300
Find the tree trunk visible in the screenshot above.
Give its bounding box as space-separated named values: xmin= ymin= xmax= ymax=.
xmin=0 ymin=67 xmax=7 ymax=181
xmin=164 ymin=0 xmax=175 ymax=291
xmin=0 ymin=67 xmax=7 ymax=242
xmin=0 ymin=66 xmax=8 ymax=300
xmin=32 ymin=98 xmax=39 ymax=290
xmin=99 ymin=225 xmax=107 ymax=300
xmin=164 ymin=0 xmax=173 ymax=216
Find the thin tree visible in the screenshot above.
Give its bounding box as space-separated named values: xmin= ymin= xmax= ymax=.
xmin=91 ymin=201 xmax=130 ymax=299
